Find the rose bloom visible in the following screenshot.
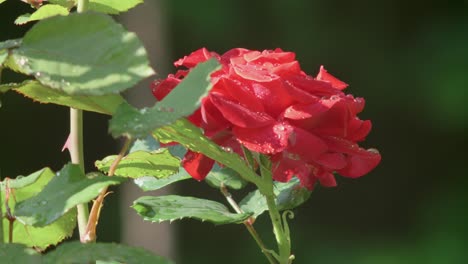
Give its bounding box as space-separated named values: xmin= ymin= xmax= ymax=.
xmin=151 ymin=48 xmax=381 ymax=189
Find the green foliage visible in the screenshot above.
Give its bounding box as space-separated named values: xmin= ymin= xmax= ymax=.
xmin=43 ymin=241 xmax=174 ymax=264
xmin=133 ymin=195 xmax=251 ymax=225
xmin=109 ymin=58 xmax=220 ymax=138
xmin=14 ymin=164 xmax=126 ymax=226
xmin=205 ymin=163 xmax=248 ymax=190
xmin=48 ymin=0 xmax=76 ymax=9
xmin=1 ymin=168 xmax=77 ymax=250
xmin=0 ymin=39 xmax=21 ymax=67
xmin=153 ymin=119 xmax=262 ymax=187
xmin=134 ymin=172 xmax=191 ymax=191
xmin=0 ymin=243 xmax=42 ymax=264
xmin=10 ymin=12 xmax=154 ymax=95
xmin=240 ymin=178 xmax=311 ymax=219
xmin=0 ymin=0 xmax=6 ymax=5
xmin=15 ymin=4 xmax=69 ymax=25
xmin=14 ymin=80 xmax=124 ymax=115
xmin=88 ymin=0 xmax=144 ymax=14
xmin=95 ymin=149 xmax=180 ymax=179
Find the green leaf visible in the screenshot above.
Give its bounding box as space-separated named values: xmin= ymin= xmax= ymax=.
xmin=0 ymin=39 xmax=22 ymax=67
xmin=153 ymin=119 xmax=261 ymax=187
xmin=1 ymin=168 xmax=77 ymax=250
xmin=14 ymin=164 xmax=126 ymax=226
xmin=44 ymin=241 xmax=174 ymax=264
xmin=0 ymin=243 xmax=42 ymax=264
xmin=11 ymin=12 xmax=154 ymax=95
xmin=239 ymin=178 xmax=311 ymax=219
xmin=109 ymin=58 xmax=220 ymax=138
xmin=15 ymin=5 xmax=69 ymax=25
xmin=89 ymin=0 xmax=143 ymax=14
xmin=205 ymin=163 xmax=248 ymax=190
xmin=133 ymin=195 xmax=251 ymax=225
xmin=95 ymin=149 xmax=180 ymax=179
xmin=14 ymin=80 xmax=125 ymax=115
xmin=49 ymin=0 xmax=76 ymax=9
xmin=134 ymin=170 xmax=191 ymax=191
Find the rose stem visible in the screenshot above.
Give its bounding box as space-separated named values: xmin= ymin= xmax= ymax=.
xmin=220 ymin=184 xmax=278 ymax=264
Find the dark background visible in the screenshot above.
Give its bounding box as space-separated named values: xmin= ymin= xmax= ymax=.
xmin=1 ymin=0 xmax=467 ymax=263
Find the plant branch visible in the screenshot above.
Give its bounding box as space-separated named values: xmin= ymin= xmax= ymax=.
xmin=220 ymin=184 xmax=278 ymax=264
xmin=82 ymin=137 xmax=132 ymax=243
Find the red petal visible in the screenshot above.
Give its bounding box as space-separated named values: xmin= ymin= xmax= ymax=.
xmin=315 ymin=152 xmax=347 ymax=170
xmin=210 ymin=92 xmax=275 ymax=128
xmin=234 ymin=122 xmax=293 ymax=154
xmin=151 ymin=76 xmax=180 ymax=101
xmin=272 ymin=156 xmax=316 ymax=190
xmin=182 ymin=151 xmax=215 ymax=181
xmin=200 ymin=97 xmax=230 ymax=136
xmin=324 ymin=136 xmax=381 ymax=178
xmin=316 ymin=66 xmax=348 ymax=90
xmin=251 ymin=80 xmax=295 ymax=117
xmin=285 ymin=75 xmax=343 ymax=97
xmin=287 ymin=127 xmax=328 ymax=161
xmin=232 ymin=64 xmax=278 ymax=82
xmin=316 ymin=171 xmax=337 ymax=187
xmin=175 ymin=48 xmax=218 ymax=68
xmin=347 ymin=119 xmax=372 ymax=142
xmin=216 ymin=77 xmax=264 ymax=112
xmin=283 ymin=102 xmax=328 ymax=120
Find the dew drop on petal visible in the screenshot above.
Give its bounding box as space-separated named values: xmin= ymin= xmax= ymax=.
xmin=367 ymin=148 xmax=380 ymax=154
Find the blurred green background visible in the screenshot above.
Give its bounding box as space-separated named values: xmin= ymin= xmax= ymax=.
xmin=1 ymin=0 xmax=467 ymax=263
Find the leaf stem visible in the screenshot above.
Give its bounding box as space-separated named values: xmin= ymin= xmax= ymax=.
xmin=72 ymin=0 xmax=89 ymax=243
xmin=69 ymin=108 xmax=90 ymax=242
xmin=77 ymin=0 xmax=89 ymax=13
xmin=258 ymin=155 xmax=293 ymax=264
xmin=220 ymin=184 xmax=278 ymax=264
xmin=82 ymin=137 xmax=132 ymax=243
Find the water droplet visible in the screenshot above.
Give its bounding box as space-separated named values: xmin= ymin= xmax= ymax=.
xmin=330 ymin=95 xmax=339 ymax=100
xmin=221 ymin=146 xmax=233 ymax=153
xmin=40 ymin=201 xmax=48 ymax=205
xmin=367 ymin=148 xmax=380 ymax=154
xmin=18 ymin=57 xmax=28 ymax=66
xmin=35 ymin=72 xmax=42 ymax=78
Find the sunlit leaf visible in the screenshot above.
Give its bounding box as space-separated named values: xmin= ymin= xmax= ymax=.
xmin=153 ymin=119 xmax=261 ymax=187
xmin=134 ymin=170 xmax=191 ymax=191
xmin=0 ymin=168 xmax=76 ymax=250
xmin=14 ymin=80 xmax=124 ymax=115
xmin=14 ymin=164 xmax=126 ymax=226
xmin=95 ymin=149 xmax=180 ymax=179
xmin=14 ymin=5 xmax=69 ymax=25
xmin=88 ymin=0 xmax=143 ymax=14
xmin=109 ymin=58 xmax=220 ymax=138
xmin=11 ymin=12 xmax=154 ymax=95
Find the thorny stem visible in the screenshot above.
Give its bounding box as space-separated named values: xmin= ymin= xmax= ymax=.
xmin=72 ymin=0 xmax=89 ymax=243
xmin=82 ymin=138 xmax=132 ymax=243
xmin=4 ymin=179 xmax=15 ymax=243
xmin=220 ymin=184 xmax=278 ymax=264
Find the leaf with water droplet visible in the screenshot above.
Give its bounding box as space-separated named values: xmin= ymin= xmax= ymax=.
xmin=14 ymin=81 xmax=125 ymax=115
xmin=14 ymin=163 xmax=126 ymax=227
xmin=109 ymin=58 xmax=220 ymax=138
xmin=133 ymin=195 xmax=251 ymax=225
xmin=11 ymin=12 xmax=154 ymax=95
xmin=0 ymin=168 xmax=77 ymax=250
xmin=95 ymin=149 xmax=180 ymax=179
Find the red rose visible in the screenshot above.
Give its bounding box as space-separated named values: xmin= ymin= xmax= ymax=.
xmin=151 ymin=48 xmax=381 ymax=189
